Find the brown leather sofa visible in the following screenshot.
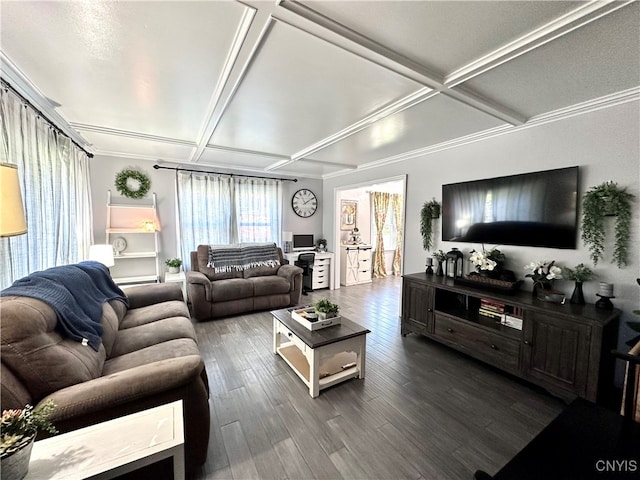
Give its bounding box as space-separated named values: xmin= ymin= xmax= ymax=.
xmin=188 ymin=244 xmax=303 ymax=321
xmin=0 ymin=278 xmax=210 ymax=475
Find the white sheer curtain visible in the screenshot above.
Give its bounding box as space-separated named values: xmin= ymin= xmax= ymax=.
xmin=176 ymin=172 xmax=282 ymax=268
xmin=235 ymin=178 xmax=282 ymax=244
xmin=0 ymin=87 xmax=93 ymax=289
xmin=176 ymin=172 xmax=232 ymax=265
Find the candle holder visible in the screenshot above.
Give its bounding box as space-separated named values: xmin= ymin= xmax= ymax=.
xmin=595 ymin=294 xmax=615 ymax=310
xmin=425 ymin=257 xmax=434 ymax=275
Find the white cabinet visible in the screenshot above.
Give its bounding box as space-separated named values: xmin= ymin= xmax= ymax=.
xmin=340 ymin=245 xmax=372 ymax=286
xmin=106 ymin=190 xmax=160 ymax=286
xmin=284 ymin=252 xmax=334 ymax=290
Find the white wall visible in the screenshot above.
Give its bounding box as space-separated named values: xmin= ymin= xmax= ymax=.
xmin=322 ymin=101 xmax=640 ymax=348
xmin=89 ymin=158 xmax=324 ymax=268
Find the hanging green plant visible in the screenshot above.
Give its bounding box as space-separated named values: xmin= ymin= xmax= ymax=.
xmin=581 ymin=181 xmax=634 ymax=267
xmin=115 ymin=168 xmax=151 ymax=199
xmin=420 ymin=198 xmax=441 ymax=251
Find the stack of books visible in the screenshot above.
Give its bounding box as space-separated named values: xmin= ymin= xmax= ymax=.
xmin=500 ymin=305 xmax=524 ymax=330
xmin=478 ymin=298 xmax=506 ymax=319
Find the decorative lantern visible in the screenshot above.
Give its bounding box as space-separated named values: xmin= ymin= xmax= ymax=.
xmin=445 ymin=248 xmax=464 ymax=278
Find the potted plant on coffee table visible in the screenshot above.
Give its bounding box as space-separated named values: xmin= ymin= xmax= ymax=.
xmin=314 ymin=298 xmax=339 ymax=321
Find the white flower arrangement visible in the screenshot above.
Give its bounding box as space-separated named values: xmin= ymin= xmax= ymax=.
xmin=469 ymin=247 xmax=505 ymax=272
xmin=524 ymin=260 xmax=562 ymax=287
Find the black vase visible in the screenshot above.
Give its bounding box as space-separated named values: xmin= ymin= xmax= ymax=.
xmin=436 ymin=261 xmax=444 ymax=277
xmin=570 ymin=281 xmax=585 ymax=305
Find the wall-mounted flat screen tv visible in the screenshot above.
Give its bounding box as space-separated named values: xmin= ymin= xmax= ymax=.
xmin=442 ymin=166 xmax=579 ymax=249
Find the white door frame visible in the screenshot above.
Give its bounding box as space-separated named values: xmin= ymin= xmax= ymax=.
xmin=332 ymin=174 xmax=407 ymax=289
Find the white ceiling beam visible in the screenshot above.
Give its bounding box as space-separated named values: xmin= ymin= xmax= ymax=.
xmin=283 ymin=88 xmax=438 ymax=165
xmin=277 ymin=1 xmax=526 ymax=128
xmin=445 ymin=0 xmax=634 ymax=88
xmin=189 ymin=4 xmax=258 ymax=164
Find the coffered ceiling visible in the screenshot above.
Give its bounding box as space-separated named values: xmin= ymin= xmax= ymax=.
xmin=1 ymin=1 xmax=639 ymax=179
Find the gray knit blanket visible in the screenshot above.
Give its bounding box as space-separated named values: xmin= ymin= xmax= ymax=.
xmin=207 ymin=243 xmax=280 ymax=273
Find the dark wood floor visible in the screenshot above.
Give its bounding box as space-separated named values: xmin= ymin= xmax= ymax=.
xmin=191 ymin=275 xmax=565 ymax=480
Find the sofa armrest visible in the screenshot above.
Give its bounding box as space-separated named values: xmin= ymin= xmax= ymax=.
xmin=278 ymin=264 xmax=303 ymax=290
xmin=187 ymin=271 xmax=213 ymax=302
xmin=125 ymin=283 xmax=183 ymax=309
xmin=38 ymin=355 xmax=205 ymax=422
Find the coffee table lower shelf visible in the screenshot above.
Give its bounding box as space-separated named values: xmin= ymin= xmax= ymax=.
xmin=276 ymin=344 xmax=361 ymax=391
xmin=272 ymin=310 xmax=369 ymax=398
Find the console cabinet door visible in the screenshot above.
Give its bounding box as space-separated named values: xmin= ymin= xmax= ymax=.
xmin=522 ymin=311 xmax=591 ymax=399
xmin=401 ymin=280 xmax=434 ymax=335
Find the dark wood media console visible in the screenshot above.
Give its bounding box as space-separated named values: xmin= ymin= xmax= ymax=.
xmin=402 ymin=273 xmax=620 ymax=404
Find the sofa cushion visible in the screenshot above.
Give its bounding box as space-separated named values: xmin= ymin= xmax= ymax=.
xmin=110 ymin=317 xmax=197 ymax=358
xmin=210 ymin=278 xmax=253 ymax=302
xmin=244 ymin=264 xmax=281 ymax=279
xmin=0 ymin=296 xmax=105 ymax=401
xmin=250 ymin=275 xmax=292 ymax=296
xmin=102 ymin=338 xmax=201 ymax=375
xmin=120 ymin=300 xmax=190 ymax=329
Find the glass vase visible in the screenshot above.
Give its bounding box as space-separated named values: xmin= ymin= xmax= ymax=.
xmin=435 ymin=261 xmax=444 ymax=277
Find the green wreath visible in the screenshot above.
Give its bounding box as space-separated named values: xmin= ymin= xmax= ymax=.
xmin=115 ymin=168 xmax=151 ymax=199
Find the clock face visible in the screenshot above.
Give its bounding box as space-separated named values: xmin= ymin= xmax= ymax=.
xmin=292 ymin=189 xmax=318 ymax=218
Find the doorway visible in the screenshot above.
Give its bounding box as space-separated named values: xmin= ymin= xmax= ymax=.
xmin=333 ymin=175 xmax=406 ymax=287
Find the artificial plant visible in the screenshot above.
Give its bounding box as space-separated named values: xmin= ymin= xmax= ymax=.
xmin=581 ymin=181 xmax=634 ymax=267
xmin=420 ymin=198 xmax=441 ymax=252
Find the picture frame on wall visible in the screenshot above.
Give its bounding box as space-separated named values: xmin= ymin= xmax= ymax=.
xmin=340 ymin=200 xmax=357 ymax=231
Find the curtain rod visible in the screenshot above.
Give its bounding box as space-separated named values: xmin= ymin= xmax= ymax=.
xmin=1 ymin=79 xmax=94 ymax=159
xmin=153 ymin=164 xmax=297 ymax=182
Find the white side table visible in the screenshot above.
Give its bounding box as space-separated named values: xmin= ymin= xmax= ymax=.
xmin=26 ymin=401 xmax=185 ymax=480
xmin=164 ymin=271 xmax=187 ymax=302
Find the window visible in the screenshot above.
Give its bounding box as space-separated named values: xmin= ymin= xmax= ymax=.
xmin=176 ymin=173 xmax=282 ymax=265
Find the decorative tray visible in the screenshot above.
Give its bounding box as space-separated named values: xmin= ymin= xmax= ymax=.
xmin=291 ymin=307 xmax=341 ymax=331
xmin=454 ymin=274 xmax=523 ymax=295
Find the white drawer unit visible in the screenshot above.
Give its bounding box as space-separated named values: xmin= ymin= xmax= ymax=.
xmin=312 ymin=256 xmax=330 ymax=289
xmin=283 ymin=251 xmax=335 ymax=290
xmin=340 ymin=245 xmax=372 ymax=286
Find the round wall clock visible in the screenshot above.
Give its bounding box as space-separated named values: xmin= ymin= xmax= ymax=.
xmin=292 ymin=188 xmax=318 ymax=218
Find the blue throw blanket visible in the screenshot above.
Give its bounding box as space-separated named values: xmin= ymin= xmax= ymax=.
xmin=1 ymin=261 xmax=128 ymax=351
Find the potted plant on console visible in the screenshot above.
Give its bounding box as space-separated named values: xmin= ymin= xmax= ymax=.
xmin=314 ymin=298 xmax=339 ymax=321
xmin=564 ymin=263 xmax=593 ymax=305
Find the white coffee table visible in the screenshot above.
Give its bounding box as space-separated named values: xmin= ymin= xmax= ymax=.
xmin=26 ymin=401 xmax=185 ymax=480
xmin=272 ymin=307 xmax=370 ymax=397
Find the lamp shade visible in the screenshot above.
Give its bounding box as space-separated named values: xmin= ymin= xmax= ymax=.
xmin=282 ymin=231 xmax=293 ymax=242
xmin=88 ymin=244 xmax=115 ymax=267
xmin=0 ymin=163 xmax=27 ymax=237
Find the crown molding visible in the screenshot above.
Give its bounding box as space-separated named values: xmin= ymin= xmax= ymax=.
xmin=70 ymin=123 xmax=196 ymax=147
xmin=1 ymin=53 xmax=92 ymax=151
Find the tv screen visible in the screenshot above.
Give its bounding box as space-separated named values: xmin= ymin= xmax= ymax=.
xmin=442 ymin=166 xmax=579 ymax=249
xmin=293 ymin=234 xmax=314 ymax=250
